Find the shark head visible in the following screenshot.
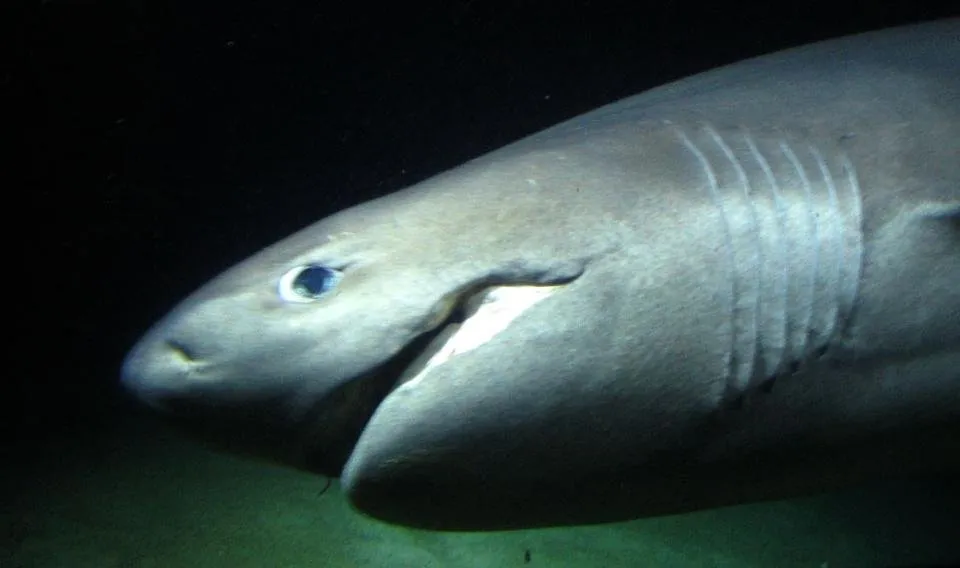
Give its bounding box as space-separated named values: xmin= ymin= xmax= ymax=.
xmin=121 ymin=161 xmax=579 ymax=467
xmin=121 ymin=134 xmax=734 ymax=528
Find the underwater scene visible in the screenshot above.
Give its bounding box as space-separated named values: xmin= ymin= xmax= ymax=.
xmin=12 ymin=2 xmax=957 ymax=567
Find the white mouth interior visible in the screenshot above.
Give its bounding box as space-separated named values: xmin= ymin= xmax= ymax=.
xmin=398 ymin=285 xmax=561 ymax=390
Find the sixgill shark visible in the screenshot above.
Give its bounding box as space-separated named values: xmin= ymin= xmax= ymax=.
xmin=122 ymin=19 xmax=959 ymax=530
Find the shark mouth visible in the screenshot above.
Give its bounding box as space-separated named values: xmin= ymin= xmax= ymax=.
xmin=293 ymin=283 xmax=565 ymax=476
xmin=393 ymin=284 xmax=563 ymax=390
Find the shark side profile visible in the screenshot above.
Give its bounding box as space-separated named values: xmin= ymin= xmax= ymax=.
xmin=122 ymin=19 xmax=959 ymax=530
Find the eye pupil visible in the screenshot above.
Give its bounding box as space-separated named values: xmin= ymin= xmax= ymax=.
xmin=293 ymin=265 xmax=336 ymax=298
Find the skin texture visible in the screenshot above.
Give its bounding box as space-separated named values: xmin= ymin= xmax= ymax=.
xmin=122 ymin=19 xmax=959 ymax=531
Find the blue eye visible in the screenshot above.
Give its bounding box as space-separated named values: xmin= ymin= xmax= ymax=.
xmin=278 ymin=264 xmax=343 ymax=303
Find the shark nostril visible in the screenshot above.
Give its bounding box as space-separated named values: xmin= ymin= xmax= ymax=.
xmin=166 ymin=339 xmax=197 ymax=362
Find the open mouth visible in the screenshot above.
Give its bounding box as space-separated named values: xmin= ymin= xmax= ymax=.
xmin=392 ymin=284 xmax=563 ymax=391
xmin=311 ymin=283 xmax=565 ymax=476
xmin=284 ymin=285 xmax=562 ymax=475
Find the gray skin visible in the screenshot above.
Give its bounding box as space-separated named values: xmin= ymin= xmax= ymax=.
xmin=122 ymin=19 xmax=959 ymax=531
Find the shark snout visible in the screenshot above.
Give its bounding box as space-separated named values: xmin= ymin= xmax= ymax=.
xmin=120 ymin=331 xmax=208 ymax=411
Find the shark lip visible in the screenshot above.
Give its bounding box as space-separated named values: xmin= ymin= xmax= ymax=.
xmin=390 ymin=284 xmax=563 ymax=392
xmin=392 ymin=323 xmax=463 ymax=389
xmin=362 ymin=287 xmax=479 ymax=391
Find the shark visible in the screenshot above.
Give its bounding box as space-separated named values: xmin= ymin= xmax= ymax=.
xmin=121 ymin=19 xmax=959 ymax=530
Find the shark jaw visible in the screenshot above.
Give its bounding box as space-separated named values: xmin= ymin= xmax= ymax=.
xmin=394 ymin=285 xmax=563 ymax=391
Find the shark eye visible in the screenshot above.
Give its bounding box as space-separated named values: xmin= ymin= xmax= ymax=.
xmin=278 ymin=264 xmax=343 ymax=303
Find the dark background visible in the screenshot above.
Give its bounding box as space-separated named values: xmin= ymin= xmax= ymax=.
xmin=8 ymin=2 xmax=957 ymax=445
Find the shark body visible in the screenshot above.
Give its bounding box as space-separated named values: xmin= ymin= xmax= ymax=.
xmin=123 ymin=19 xmax=959 ymax=530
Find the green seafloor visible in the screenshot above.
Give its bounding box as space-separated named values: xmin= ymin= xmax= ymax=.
xmin=3 ymin=411 xmax=958 ymax=568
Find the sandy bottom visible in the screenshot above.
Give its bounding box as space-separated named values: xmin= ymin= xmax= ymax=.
xmin=3 ymin=412 xmax=958 ymax=568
